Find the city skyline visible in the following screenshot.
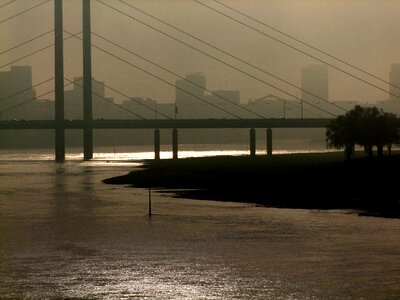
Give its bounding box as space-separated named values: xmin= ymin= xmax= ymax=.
xmin=1 ymin=0 xmax=400 ymax=105
xmin=2 ymin=62 xmax=400 ymax=122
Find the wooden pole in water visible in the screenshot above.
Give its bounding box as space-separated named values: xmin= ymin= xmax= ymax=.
xmin=148 ymin=187 xmax=152 ymax=217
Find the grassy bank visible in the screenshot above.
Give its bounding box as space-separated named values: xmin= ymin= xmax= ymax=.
xmin=103 ymin=152 xmax=400 ymax=218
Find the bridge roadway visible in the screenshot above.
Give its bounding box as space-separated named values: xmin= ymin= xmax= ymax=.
xmin=0 ymin=118 xmax=334 ymax=160
xmin=0 ymin=118 xmax=332 ymax=130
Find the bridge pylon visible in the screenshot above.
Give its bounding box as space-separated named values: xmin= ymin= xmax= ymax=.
xmin=83 ymin=0 xmax=93 ymax=160
xmin=54 ymin=0 xmax=65 ymax=162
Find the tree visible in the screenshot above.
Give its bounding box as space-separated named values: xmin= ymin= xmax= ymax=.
xmin=326 ymin=105 xmax=399 ymax=160
xmin=375 ymin=111 xmax=399 ymax=157
xmin=326 ymin=114 xmax=357 ymax=160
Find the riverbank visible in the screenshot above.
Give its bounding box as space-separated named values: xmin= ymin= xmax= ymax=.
xmin=103 ymin=152 xmax=400 ymax=218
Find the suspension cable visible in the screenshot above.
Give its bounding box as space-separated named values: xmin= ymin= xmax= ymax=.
xmin=66 ymin=29 xmax=238 ymax=119
xmin=64 ymin=31 xmax=174 ymax=120
xmin=0 ymin=29 xmax=54 ymax=56
xmin=191 ymin=0 xmax=400 ymax=101
xmin=119 ymin=0 xmax=347 ymax=113
xmin=211 ymin=0 xmax=400 ymax=90
xmin=0 ymin=31 xmax=81 ymax=69
xmin=96 ymin=0 xmax=337 ymax=117
xmin=92 ymin=42 xmax=242 ymax=119
xmin=92 ymin=31 xmax=266 ymax=119
xmin=0 ymin=77 xmax=54 ymax=103
xmin=0 ymin=0 xmax=16 ymax=9
xmin=0 ymin=81 xmax=74 ymax=115
xmin=64 ymin=77 xmax=146 ymax=120
xmin=0 ymin=0 xmax=50 ymax=24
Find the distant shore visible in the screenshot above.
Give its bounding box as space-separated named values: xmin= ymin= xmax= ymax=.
xmin=103 ymin=152 xmax=400 ymax=219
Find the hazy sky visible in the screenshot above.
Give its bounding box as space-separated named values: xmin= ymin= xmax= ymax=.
xmin=1 ymin=0 xmax=399 ymax=104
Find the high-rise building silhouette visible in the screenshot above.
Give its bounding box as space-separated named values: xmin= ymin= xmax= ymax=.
xmin=301 ymin=64 xmax=329 ymax=117
xmin=64 ymin=77 xmax=121 ymax=120
xmin=0 ymin=66 xmax=36 ymax=115
xmin=175 ymin=73 xmax=206 ymax=118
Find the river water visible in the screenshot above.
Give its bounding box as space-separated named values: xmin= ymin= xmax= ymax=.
xmin=0 ymin=146 xmax=399 ymax=299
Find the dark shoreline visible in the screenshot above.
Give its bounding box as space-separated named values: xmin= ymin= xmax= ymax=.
xmin=103 ymin=152 xmax=400 ymax=219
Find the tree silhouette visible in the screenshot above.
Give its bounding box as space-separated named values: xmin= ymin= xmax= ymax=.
xmin=326 ymin=105 xmax=399 ymax=160
xmin=326 ymin=115 xmax=356 ymax=160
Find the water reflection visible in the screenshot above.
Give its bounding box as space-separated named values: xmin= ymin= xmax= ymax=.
xmin=0 ymin=153 xmax=399 ymax=298
xmin=0 ymin=143 xmax=337 ymax=162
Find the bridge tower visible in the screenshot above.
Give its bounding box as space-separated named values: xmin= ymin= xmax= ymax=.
xmin=54 ymin=0 xmax=65 ymax=162
xmin=83 ymin=0 xmax=93 ymax=160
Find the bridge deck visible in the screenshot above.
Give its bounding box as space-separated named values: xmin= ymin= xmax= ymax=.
xmin=0 ymin=118 xmax=333 ymax=130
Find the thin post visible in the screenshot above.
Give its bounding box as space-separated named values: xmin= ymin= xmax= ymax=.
xmin=148 ymin=187 xmax=152 ymax=217
xmin=301 ymin=100 xmax=303 ymax=119
xmin=154 ymin=128 xmax=160 ymax=160
xmin=250 ymin=128 xmax=256 ymax=157
xmin=55 ymin=0 xmax=65 ymax=162
xmin=154 ymin=101 xmax=157 ymax=120
xmin=267 ymin=128 xmax=273 ymax=156
xmin=172 ymin=128 xmax=178 ymax=160
xmin=83 ymin=0 xmax=93 ymax=160
xmin=283 ymin=99 xmax=286 ymax=119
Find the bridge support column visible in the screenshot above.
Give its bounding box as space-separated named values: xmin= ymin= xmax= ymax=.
xmin=154 ymin=129 xmax=160 ymax=160
xmin=266 ymin=128 xmax=273 ymax=156
xmin=172 ymin=128 xmax=178 ymax=160
xmin=55 ymin=127 xmax=65 ymax=162
xmin=250 ymin=128 xmax=256 ymax=157
xmin=83 ymin=128 xmax=93 ymax=160
xmin=83 ymin=0 xmax=93 ymax=160
xmin=55 ymin=0 xmax=65 ymax=162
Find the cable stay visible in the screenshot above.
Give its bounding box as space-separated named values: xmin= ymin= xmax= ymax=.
xmin=0 ymin=0 xmax=16 ymax=9
xmin=93 ymin=43 xmax=242 ymax=119
xmin=95 ymin=0 xmax=337 ymax=117
xmin=0 ymin=44 xmax=53 ymax=69
xmin=0 ymin=77 xmax=54 ymax=103
xmin=191 ymin=0 xmax=400 ymax=101
xmin=97 ymin=48 xmax=243 ymax=119
xmin=64 ymin=77 xmax=147 ymax=120
xmin=211 ymin=0 xmax=400 ymax=91
xmin=92 ymin=31 xmax=266 ymax=119
xmin=63 ymin=30 xmax=173 ymax=120
xmin=251 ymin=94 xmax=324 ymax=118
xmin=0 ymin=81 xmax=75 ymax=115
xmin=118 ymin=0 xmax=347 ymax=113
xmin=0 ymin=29 xmax=54 ymax=56
xmin=0 ymin=0 xmax=50 ymax=24
xmin=0 ymin=31 xmax=82 ymax=69
xmin=65 ymin=29 xmax=242 ymax=119
xmin=0 ymin=77 xmax=145 ymax=120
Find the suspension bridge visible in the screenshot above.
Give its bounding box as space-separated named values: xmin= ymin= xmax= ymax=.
xmin=1 ymin=0 xmax=399 ymax=161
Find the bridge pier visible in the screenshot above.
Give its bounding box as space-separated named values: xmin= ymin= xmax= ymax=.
xmin=250 ymin=128 xmax=256 ymax=156
xmin=172 ymin=128 xmax=178 ymax=160
xmin=83 ymin=0 xmax=93 ymax=160
xmin=154 ymin=129 xmax=160 ymax=160
xmin=266 ymin=128 xmax=273 ymax=156
xmin=54 ymin=0 xmax=65 ymax=162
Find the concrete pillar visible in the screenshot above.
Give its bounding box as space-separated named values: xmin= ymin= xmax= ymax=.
xmin=250 ymin=128 xmax=256 ymax=157
xmin=267 ymin=128 xmax=273 ymax=156
xmin=172 ymin=128 xmax=178 ymax=160
xmin=83 ymin=0 xmax=93 ymax=160
xmin=154 ymin=129 xmax=160 ymax=160
xmin=54 ymin=0 xmax=65 ymax=162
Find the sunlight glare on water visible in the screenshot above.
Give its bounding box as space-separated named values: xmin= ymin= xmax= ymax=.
xmin=0 ymin=142 xmax=337 ymax=163
xmin=0 ymin=145 xmax=399 ymax=299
